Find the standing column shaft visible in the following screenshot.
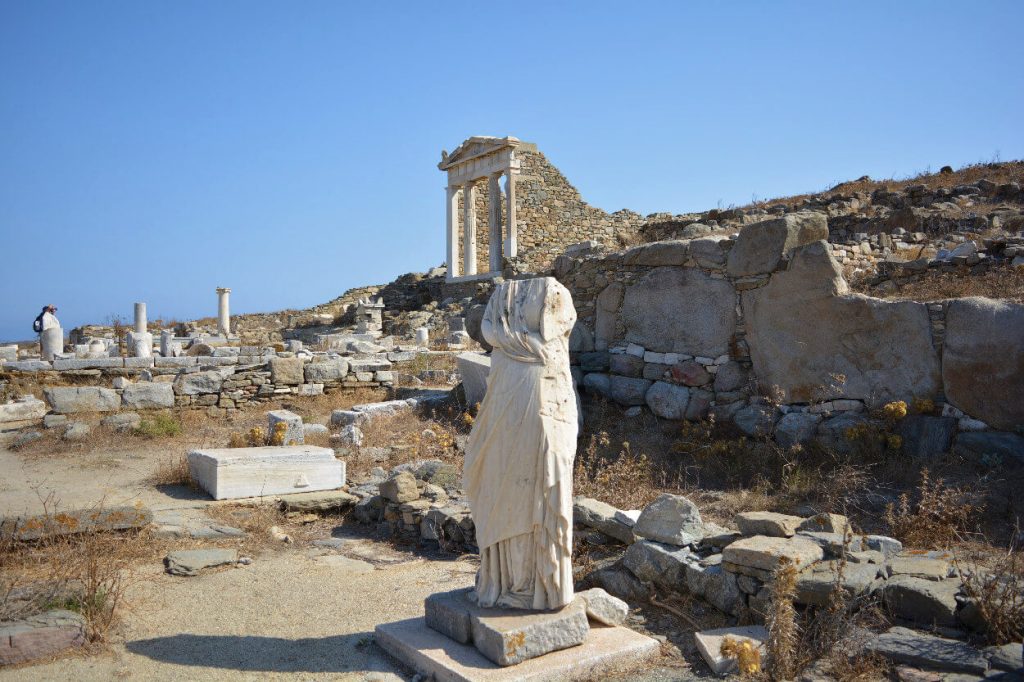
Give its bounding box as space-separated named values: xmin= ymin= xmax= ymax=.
xmin=463 ymin=182 xmax=477 ymax=276
xmin=445 ymin=185 xmax=460 ymax=279
xmin=488 ymin=173 xmax=502 ymax=273
xmin=504 ymin=171 xmax=517 ymax=259
xmin=216 ymin=288 xmax=231 ymax=336
xmin=133 ymin=302 xmax=147 ymax=334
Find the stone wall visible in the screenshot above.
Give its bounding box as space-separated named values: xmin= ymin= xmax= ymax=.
xmin=558 ymin=211 xmax=1024 ymax=448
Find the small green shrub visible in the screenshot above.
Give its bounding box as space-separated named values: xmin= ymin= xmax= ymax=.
xmin=134 ymin=413 xmax=182 ymax=439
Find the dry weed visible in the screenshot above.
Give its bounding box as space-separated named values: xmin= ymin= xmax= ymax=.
xmin=884 ymin=468 xmax=981 ymax=548
xmin=766 ymin=558 xmax=799 ymax=681
xmin=149 ymin=453 xmax=194 ymax=488
xmin=958 ymin=543 xmax=1024 ymax=645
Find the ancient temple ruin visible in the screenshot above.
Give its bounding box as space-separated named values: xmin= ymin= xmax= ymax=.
xmin=439 ymin=136 xmax=646 ymax=282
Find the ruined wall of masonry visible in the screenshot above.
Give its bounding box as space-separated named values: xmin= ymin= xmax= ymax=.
xmin=555 ymin=215 xmax=1024 ymax=443
xmin=453 ymin=148 xmax=646 ymax=276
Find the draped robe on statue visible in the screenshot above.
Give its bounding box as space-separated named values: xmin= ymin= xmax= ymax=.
xmin=464 ymin=277 xmax=578 ymax=611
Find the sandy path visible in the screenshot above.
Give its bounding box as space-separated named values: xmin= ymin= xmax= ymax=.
xmin=1 ymin=549 xmax=478 ymax=681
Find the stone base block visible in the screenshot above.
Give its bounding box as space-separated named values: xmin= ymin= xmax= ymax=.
xmin=187 ymin=445 xmax=344 ymax=500
xmin=425 ymin=587 xmax=588 ymax=665
xmin=375 ymin=616 xmax=659 ymax=682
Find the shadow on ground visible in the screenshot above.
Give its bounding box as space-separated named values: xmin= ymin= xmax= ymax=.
xmin=126 ymin=632 xmax=392 ymax=673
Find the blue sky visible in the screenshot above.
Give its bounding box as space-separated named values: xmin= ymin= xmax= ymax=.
xmin=1 ymin=1 xmax=1022 ymax=342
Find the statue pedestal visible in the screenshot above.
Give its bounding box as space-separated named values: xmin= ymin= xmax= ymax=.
xmin=374 ymin=587 xmax=659 ymax=681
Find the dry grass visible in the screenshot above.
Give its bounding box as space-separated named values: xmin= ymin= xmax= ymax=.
xmin=958 ymin=543 xmax=1024 ymax=645
xmin=348 ymin=409 xmax=463 ymax=479
xmin=884 ymin=468 xmax=981 ymax=549
xmin=149 ymin=453 xmax=194 ymax=488
xmin=852 ymin=264 xmax=1024 ymax=302
xmin=0 ymin=499 xmax=159 ymax=643
xmin=765 ymin=559 xmax=798 ymax=681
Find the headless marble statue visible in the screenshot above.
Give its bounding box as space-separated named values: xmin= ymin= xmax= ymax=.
xmin=463 ymin=277 xmax=578 ymax=611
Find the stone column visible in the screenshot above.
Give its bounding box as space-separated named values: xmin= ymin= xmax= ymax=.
xmin=415 ymin=327 xmax=429 ymax=346
xmin=446 ymin=185 xmax=460 ymax=280
xmin=504 ymin=171 xmax=517 ymax=259
xmin=216 ymin=287 xmax=231 ymax=337
xmin=488 ymin=173 xmax=503 ymax=273
xmin=160 ymin=330 xmax=173 ymax=357
xmin=133 ymin=302 xmax=147 ymax=334
xmin=463 ymin=182 xmax=477 ymax=276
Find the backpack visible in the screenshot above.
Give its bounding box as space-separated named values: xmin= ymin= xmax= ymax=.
xmin=33 ymin=313 xmax=44 ymax=333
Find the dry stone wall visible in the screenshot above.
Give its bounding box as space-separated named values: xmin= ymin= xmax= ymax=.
xmin=558 ymin=211 xmax=1024 ymax=451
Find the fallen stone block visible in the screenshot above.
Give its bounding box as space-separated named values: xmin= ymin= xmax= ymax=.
xmin=881 ymin=575 xmax=960 ymax=626
xmin=573 ymin=497 xmax=636 ymax=545
xmin=101 ymin=412 xmax=142 ymax=432
xmin=164 ymin=548 xmax=239 ymax=577
xmin=187 ymin=446 xmax=344 ymax=500
xmin=622 ymin=539 xmax=693 ymax=589
xmin=267 ymin=409 xmax=304 ymax=446
xmin=686 ymin=560 xmax=743 ymax=615
xmin=693 ymin=625 xmax=768 ymax=675
xmin=889 ymin=554 xmax=953 ymax=580
xmin=632 ymin=493 xmax=703 ymax=546
xmin=456 ymin=352 xmax=490 ymax=407
xmin=278 ymin=490 xmax=359 ymax=513
xmin=0 ymin=396 xmax=47 ymax=427
xmin=43 ymin=386 xmax=120 ymax=414
xmin=864 ymin=626 xmax=988 ymax=675
xmin=1 ymin=505 xmax=153 ymax=541
xmin=722 ymin=535 xmax=824 ymax=574
xmin=575 ymin=588 xmax=628 ymax=626
xmin=794 ymin=560 xmax=882 ymax=606
xmin=0 ymin=609 xmax=86 ymax=666
xmin=735 ymin=511 xmax=803 ymax=537
xmin=380 ymin=471 xmax=419 ymax=503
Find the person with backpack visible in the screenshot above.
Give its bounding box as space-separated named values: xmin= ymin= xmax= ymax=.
xmin=36 ymin=305 xmax=63 ymax=360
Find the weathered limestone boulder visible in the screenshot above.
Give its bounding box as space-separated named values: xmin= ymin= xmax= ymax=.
xmin=865 ymin=627 xmax=988 ymax=675
xmin=623 ymin=239 xmax=690 ymax=266
xmin=1 ymin=505 xmax=153 ymax=541
xmin=269 ymin=357 xmax=304 ymax=386
xmin=881 ymin=575 xmax=960 ymax=626
xmin=581 ymin=372 xmax=610 ymax=397
xmin=735 ymin=511 xmax=803 ymax=538
xmin=686 ymin=560 xmax=743 ymax=615
xmin=575 ymin=588 xmax=629 ymax=626
xmin=733 ymin=404 xmax=778 ymax=437
xmin=722 ymin=535 xmax=824 ymax=577
xmin=0 ymin=396 xmax=46 ymax=425
xmin=456 ymin=352 xmax=491 ymax=407
xmin=608 ymin=376 xmax=651 ymax=406
xmin=609 ymin=354 xmax=643 ymax=377
xmin=794 ymin=561 xmax=881 ymax=606
xmin=798 ymin=513 xmax=850 ymax=535
xmin=727 ymin=212 xmax=829 ymax=277
xmin=622 ymin=539 xmax=692 ymax=589
xmin=279 ymin=490 xmax=359 ymax=513
xmin=690 ymin=237 xmax=729 ymax=268
xmin=0 ymin=610 xmax=86 ymax=665
xmin=633 ymin=493 xmax=703 ymax=546
xmin=121 ymin=382 xmax=175 ymax=409
xmin=380 ymin=471 xmax=419 ymax=503
xmin=573 ymin=497 xmax=636 ymax=545
xmin=743 ymin=241 xmax=940 ymax=406
xmin=165 ymin=548 xmax=238 ymax=576
xmin=942 ymin=297 xmax=1024 ymax=431
xmin=644 ymin=381 xmax=690 ymax=420
xmin=101 ymin=412 xmax=142 ymax=432
xmin=713 ymin=361 xmax=747 ymax=393
xmin=43 ymin=387 xmax=120 ymax=414
xmin=304 ymin=358 xmax=349 ymax=383
xmin=174 ymin=371 xmax=225 ymax=396
xmin=774 ymin=412 xmax=822 ymax=449
xmin=620 ymin=267 xmax=736 ymax=356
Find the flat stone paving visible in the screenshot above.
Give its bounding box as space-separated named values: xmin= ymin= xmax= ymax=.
xmin=375 ymin=617 xmax=660 ymax=682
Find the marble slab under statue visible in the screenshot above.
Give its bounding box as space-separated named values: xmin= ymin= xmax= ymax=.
xmin=375 ymin=277 xmax=658 ymax=680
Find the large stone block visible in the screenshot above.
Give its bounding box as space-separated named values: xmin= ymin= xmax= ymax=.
xmin=121 ymin=382 xmax=175 ymax=409
xmin=187 ymin=446 xmax=344 ymax=500
xmin=269 ymin=357 xmax=304 ymax=385
xmin=743 ymin=241 xmax=940 ymax=406
xmin=727 ymin=211 xmax=828 ymax=277
xmin=620 ymin=267 xmax=736 ymax=356
xmin=0 ymin=396 xmax=47 ymax=425
xmin=644 ymin=381 xmax=690 ymax=420
xmin=722 ymin=535 xmax=824 ymax=573
xmin=864 ymin=627 xmax=988 ymax=675
xmin=174 ymin=370 xmax=225 ymax=396
xmin=267 ymin=409 xmax=304 ymax=446
xmin=622 ymin=539 xmax=692 ymax=589
xmin=633 ymin=493 xmax=703 ymax=546
xmin=1 ymin=505 xmax=152 ymax=541
xmin=573 ymin=497 xmax=636 ymax=544
xmin=942 ymin=297 xmax=1024 ymax=431
xmin=456 ymin=352 xmax=491 ymax=407
xmin=43 ymin=386 xmax=120 ymax=414
xmin=304 ymin=358 xmax=349 ymax=383
xmin=0 ymin=610 xmax=86 ymax=666
xmin=608 ymin=376 xmax=651 ymax=406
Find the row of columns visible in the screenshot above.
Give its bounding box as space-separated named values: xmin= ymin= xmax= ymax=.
xmin=446 ymin=170 xmax=517 ymax=279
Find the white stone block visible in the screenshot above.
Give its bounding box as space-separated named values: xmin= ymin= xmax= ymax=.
xmin=625 ymin=343 xmax=645 ymax=358
xmin=714 ymin=354 xmax=730 ymax=365
xmin=456 ymin=352 xmax=491 ymax=407
xmin=643 ymin=351 xmax=666 ymax=364
xmin=0 ymin=396 xmax=47 ymax=425
xmin=188 ymin=446 xmax=343 ymax=500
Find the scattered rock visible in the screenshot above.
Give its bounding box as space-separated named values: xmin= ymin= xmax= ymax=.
xmin=164 ymin=548 xmax=239 ymax=576
xmin=380 ymin=471 xmax=419 ymax=503
xmin=735 ymin=511 xmax=803 ymax=538
xmin=573 ymin=497 xmax=636 ymax=545
xmin=101 ymin=412 xmax=142 ymax=432
xmin=881 ymin=575 xmax=960 ymax=626
xmin=622 ymin=539 xmax=692 ymax=589
xmin=632 ymin=493 xmax=703 ymax=546
xmin=693 ymin=625 xmax=767 ymax=675
xmin=0 ymin=609 xmax=86 ymax=666
xmin=279 ymin=490 xmax=359 ymax=513
xmin=865 ymin=626 xmax=988 ymax=675
xmin=575 ymin=587 xmax=628 ymax=626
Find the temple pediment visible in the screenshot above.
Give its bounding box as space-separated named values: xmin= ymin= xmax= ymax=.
xmin=438 ymin=136 xmax=521 ymax=170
